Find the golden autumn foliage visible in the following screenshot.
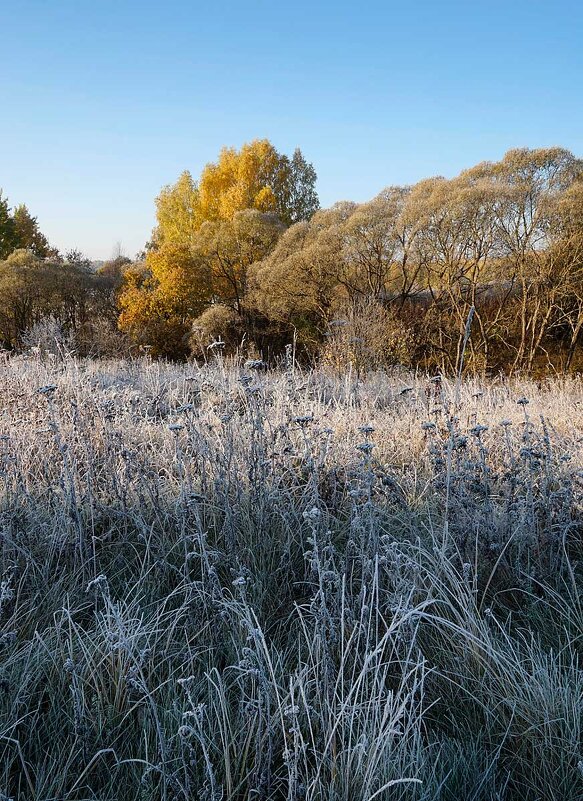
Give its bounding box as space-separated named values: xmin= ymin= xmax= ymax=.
xmin=153 ymin=171 xmax=201 ymax=248
xmin=118 ymin=211 xmax=283 ymax=355
xmin=148 ymin=243 xmax=212 ymax=314
xmin=6 ymin=137 xmax=583 ymax=372
xmin=118 ymin=245 xmax=213 ymax=358
xmin=152 ymin=139 xmax=319 ymax=248
xmin=118 ymin=139 xmax=317 ymax=355
xmin=197 ymin=139 xmax=282 ymax=222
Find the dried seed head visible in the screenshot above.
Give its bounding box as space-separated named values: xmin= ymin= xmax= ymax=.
xmin=245 ymin=359 xmax=266 ymax=370
xmin=85 ymin=574 xmax=108 ymax=593
xmin=38 ymin=384 xmax=57 ymax=395
xmin=356 ymin=442 xmax=375 ymax=454
xmin=303 ymin=507 xmax=321 ymax=521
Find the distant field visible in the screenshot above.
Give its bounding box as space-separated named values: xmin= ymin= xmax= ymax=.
xmin=0 ymin=355 xmax=581 ymax=800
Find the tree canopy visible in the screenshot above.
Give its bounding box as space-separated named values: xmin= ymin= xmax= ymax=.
xmin=4 ymin=145 xmax=583 ymax=375
xmin=0 ymin=193 xmax=56 ymax=259
xmin=118 ymin=139 xmax=315 ymax=355
xmin=152 ymin=139 xmax=319 ymax=248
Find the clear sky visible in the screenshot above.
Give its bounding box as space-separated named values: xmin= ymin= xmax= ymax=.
xmin=1 ymin=0 xmax=582 ymax=260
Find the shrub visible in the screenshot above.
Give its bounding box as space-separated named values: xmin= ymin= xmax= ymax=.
xmin=189 ymin=304 xmax=244 ymax=359
xmin=321 ymin=299 xmax=416 ymax=373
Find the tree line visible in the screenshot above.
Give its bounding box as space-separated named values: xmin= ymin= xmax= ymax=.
xmin=0 ymin=193 xmax=128 ymax=354
xmin=1 ymin=141 xmax=583 ymax=373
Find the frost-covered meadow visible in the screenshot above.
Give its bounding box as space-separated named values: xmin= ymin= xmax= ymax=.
xmin=0 ymin=354 xmax=581 ymax=800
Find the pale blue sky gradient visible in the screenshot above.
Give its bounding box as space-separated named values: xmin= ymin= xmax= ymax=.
xmin=1 ymin=0 xmax=582 ymax=259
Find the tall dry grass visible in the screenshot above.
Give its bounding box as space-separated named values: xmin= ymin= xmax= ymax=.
xmin=0 ymin=352 xmax=581 ymax=800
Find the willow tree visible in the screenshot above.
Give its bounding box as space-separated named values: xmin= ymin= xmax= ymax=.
xmin=489 ymin=148 xmax=583 ymax=371
xmin=248 ymin=203 xmax=356 ymax=344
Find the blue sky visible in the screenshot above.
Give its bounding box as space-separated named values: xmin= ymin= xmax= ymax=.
xmin=1 ymin=0 xmax=582 ymax=259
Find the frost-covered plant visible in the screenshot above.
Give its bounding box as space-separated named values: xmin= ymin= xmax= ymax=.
xmin=0 ymin=356 xmax=580 ymax=799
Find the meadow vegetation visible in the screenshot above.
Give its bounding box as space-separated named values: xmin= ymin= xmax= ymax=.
xmin=0 ymin=352 xmax=581 ymax=799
